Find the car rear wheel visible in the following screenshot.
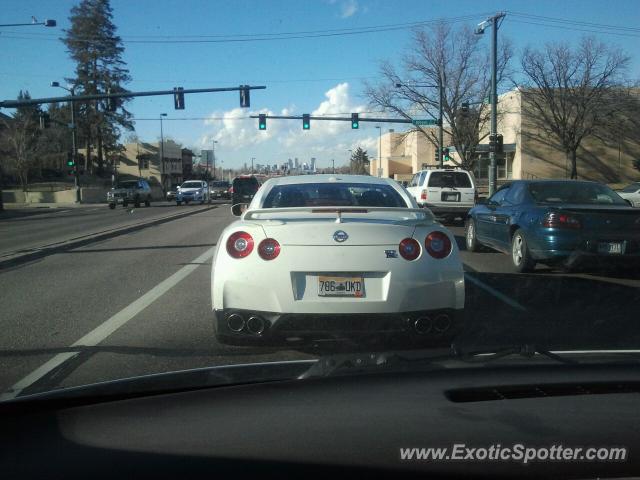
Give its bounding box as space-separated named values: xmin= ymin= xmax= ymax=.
xmin=176 ymin=201 xmax=182 ymax=206
xmin=511 ymin=229 xmax=536 ymax=273
xmin=465 ymin=218 xmax=480 ymax=252
xmin=108 ymin=203 xmax=116 ymax=210
xmin=145 ymin=197 xmax=151 ymax=207
xmin=123 ymin=200 xmax=128 ymax=208
xmin=134 ymin=196 xmax=141 ymax=208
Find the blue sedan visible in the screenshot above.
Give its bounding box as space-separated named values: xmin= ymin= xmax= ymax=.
xmin=465 ymin=180 xmax=640 ymax=272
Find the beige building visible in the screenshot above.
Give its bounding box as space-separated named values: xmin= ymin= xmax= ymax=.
xmin=371 ymin=88 xmax=640 ymax=187
xmin=369 ymin=128 xmax=452 ymax=181
xmin=118 ymin=140 xmax=183 ymax=190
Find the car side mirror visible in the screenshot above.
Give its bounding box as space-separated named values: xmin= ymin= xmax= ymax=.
xmin=231 ymin=203 xmax=248 ymax=217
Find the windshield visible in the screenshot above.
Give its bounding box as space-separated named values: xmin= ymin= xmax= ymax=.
xmin=181 ymin=182 xmax=203 ymax=189
xmin=620 ymin=183 xmax=640 ymax=193
xmin=116 ymin=181 xmax=138 ymax=189
xmin=2 ymin=0 xmax=640 ymax=417
xmin=528 ymin=182 xmax=629 ymax=205
xmin=262 ymin=182 xmax=407 ymax=207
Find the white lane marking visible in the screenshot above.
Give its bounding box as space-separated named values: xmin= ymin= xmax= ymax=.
xmin=0 ymin=245 xmax=217 ymax=401
xmin=464 ymin=272 xmax=528 ymax=312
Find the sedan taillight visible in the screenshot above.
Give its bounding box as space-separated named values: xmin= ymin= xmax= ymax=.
xmin=542 ymin=212 xmax=581 ymax=229
xmin=399 ymin=238 xmax=421 ymax=261
xmin=425 ymin=231 xmax=452 ymax=259
xmin=258 ymin=238 xmax=280 ymax=260
xmin=226 ymin=231 xmax=254 ymax=258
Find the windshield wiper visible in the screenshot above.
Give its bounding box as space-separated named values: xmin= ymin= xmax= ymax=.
xmin=453 ymin=344 xmax=580 ymax=365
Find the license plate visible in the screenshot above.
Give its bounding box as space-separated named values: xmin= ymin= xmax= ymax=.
xmin=443 ymin=193 xmax=458 ymax=202
xmin=318 ymin=276 xmax=364 ymax=297
xmin=597 ymin=242 xmax=625 ymax=255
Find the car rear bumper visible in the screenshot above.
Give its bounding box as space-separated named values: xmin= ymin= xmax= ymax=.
xmin=530 ymin=237 xmax=640 ymax=265
xmin=213 ymin=308 xmax=464 ymax=347
xmin=420 ymin=204 xmax=473 ymax=217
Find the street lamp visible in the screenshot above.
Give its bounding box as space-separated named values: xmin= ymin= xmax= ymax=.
xmin=51 ymin=81 xmax=80 ymax=203
xmin=159 ymin=113 xmax=167 ymax=190
xmin=476 ymin=11 xmax=506 ymax=197
xmin=395 ymin=80 xmax=444 ymax=167
xmin=375 ymin=126 xmax=382 ymax=177
xmin=0 ymin=17 xmax=56 ymax=28
xmin=211 ymin=140 xmax=218 ymax=180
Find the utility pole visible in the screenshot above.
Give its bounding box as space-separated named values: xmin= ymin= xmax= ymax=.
xmin=332 ymin=159 xmax=335 ymax=174
xmin=159 ymin=113 xmax=167 ymax=190
xmin=438 ymin=72 xmax=444 ymax=168
xmin=251 ymin=157 xmax=255 ymax=174
xmin=51 ymin=82 xmax=81 ymax=202
xmin=476 ymin=12 xmax=506 ymax=197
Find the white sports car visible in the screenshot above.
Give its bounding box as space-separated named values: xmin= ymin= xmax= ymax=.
xmin=211 ymin=175 xmax=465 ymax=347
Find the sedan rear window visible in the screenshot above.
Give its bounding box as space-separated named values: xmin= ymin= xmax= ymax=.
xmin=428 ymin=172 xmax=472 ymax=188
xmin=262 ymin=183 xmax=407 ymax=208
xmin=528 ymin=182 xmax=628 ymax=205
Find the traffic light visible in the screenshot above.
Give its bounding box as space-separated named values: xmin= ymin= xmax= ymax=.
xmin=434 ymin=149 xmax=440 ymax=163
xmin=174 ymin=87 xmax=185 ymax=110
xmin=443 ymin=148 xmax=450 ymax=161
xmin=258 ymin=114 xmax=267 ymax=130
xmin=489 ymin=133 xmax=497 ymax=152
xmin=496 ymin=134 xmax=504 ymax=153
xmin=351 ymin=113 xmax=359 ymax=129
xmin=302 ymin=114 xmax=310 ymax=130
xmin=240 ymin=85 xmax=250 ymax=108
xmin=39 ymin=113 xmax=51 ymax=129
xmin=461 ymin=102 xmax=469 ymax=116
xmin=67 ymin=153 xmax=76 ymax=176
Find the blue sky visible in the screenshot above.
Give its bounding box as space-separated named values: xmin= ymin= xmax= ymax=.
xmin=2 ymin=0 xmax=639 ymax=169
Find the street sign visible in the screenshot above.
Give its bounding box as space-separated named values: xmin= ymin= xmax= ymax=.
xmin=412 ymin=119 xmax=439 ymax=126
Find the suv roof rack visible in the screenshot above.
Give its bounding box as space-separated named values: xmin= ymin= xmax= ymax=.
xmin=419 ymin=164 xmax=464 ymax=170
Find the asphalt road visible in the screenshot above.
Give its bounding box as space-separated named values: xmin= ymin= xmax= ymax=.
xmin=1 ymin=209 xmax=640 ymax=399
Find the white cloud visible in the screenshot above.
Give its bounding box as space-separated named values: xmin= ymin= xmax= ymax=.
xmin=199 ymin=83 xmax=388 ymax=169
xmin=340 ymin=0 xmax=358 ymax=18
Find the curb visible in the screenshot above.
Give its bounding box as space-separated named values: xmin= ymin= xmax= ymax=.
xmin=0 ymin=204 xmax=219 ymax=269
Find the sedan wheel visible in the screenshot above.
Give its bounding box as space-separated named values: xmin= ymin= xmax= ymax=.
xmin=511 ymin=229 xmax=535 ymax=273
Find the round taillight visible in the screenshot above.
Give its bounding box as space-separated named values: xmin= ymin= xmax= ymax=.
xmin=425 ymin=231 xmax=452 ymax=259
xmin=258 ymin=238 xmax=281 ymax=260
xmin=226 ymin=231 xmax=254 ymax=258
xmin=399 ymin=238 xmax=421 ymax=261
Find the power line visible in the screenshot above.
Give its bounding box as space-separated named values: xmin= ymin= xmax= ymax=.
xmin=0 ymin=12 xmax=494 ymax=44
xmin=508 ymin=19 xmax=640 ymax=38
xmin=508 ymin=11 xmax=640 ymax=33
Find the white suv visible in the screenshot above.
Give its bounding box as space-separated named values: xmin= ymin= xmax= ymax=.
xmin=406 ymin=167 xmax=477 ymax=222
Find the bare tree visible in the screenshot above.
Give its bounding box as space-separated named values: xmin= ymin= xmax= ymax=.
xmin=519 ymin=37 xmax=630 ymax=179
xmin=364 ymin=22 xmax=512 ymax=170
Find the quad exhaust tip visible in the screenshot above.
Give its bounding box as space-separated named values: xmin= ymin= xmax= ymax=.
xmin=414 ymin=316 xmax=432 ymax=335
xmin=434 ymin=314 xmax=451 ymax=333
xmin=247 ymin=316 xmax=266 ymax=335
xmin=227 ymin=313 xmax=245 ymax=332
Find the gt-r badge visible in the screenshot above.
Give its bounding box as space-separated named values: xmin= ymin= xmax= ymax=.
xmin=385 ymin=250 xmax=398 ymax=258
xmin=333 ymin=230 xmax=349 ymax=243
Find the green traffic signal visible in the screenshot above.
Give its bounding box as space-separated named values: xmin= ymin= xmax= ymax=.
xmin=258 ymin=114 xmax=266 ymax=130
xmin=302 ymin=114 xmax=310 ymax=130
xmin=351 ymin=113 xmax=359 ymax=129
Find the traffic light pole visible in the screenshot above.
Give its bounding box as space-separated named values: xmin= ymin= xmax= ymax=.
xmin=489 ymin=13 xmax=505 ymax=197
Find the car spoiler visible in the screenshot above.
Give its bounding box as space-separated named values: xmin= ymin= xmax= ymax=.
xmin=242 ymin=206 xmax=435 ymax=224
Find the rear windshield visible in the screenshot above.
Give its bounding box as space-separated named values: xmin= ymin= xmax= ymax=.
xmin=528 ymin=182 xmax=628 ymax=205
xmin=428 ymin=172 xmax=472 ymax=188
xmin=117 ymin=181 xmax=139 ymax=189
xmin=211 ymin=181 xmax=229 ymax=188
xmin=233 ymin=177 xmax=260 ymax=194
xmin=262 ymin=183 xmax=407 ymax=208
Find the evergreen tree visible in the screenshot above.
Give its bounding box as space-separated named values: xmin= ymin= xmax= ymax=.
xmin=62 ymin=0 xmax=133 ymax=175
